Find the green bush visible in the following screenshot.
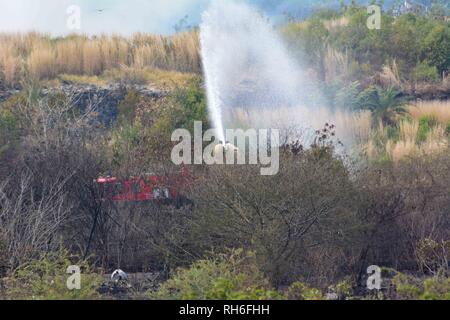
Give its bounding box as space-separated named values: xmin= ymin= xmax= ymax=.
xmin=0 ymin=109 xmax=19 ymax=156
xmin=283 ymin=6 xmax=449 ymax=83
xmin=152 ymin=249 xmax=283 ymax=300
xmin=392 ymin=272 xmax=450 ymax=300
xmin=4 ymin=250 xmax=102 ymax=300
xmin=386 ymin=125 xmax=400 ymax=141
xmin=421 ymin=276 xmax=450 ymax=300
xmin=111 ymin=123 xmax=143 ymax=166
xmin=412 ymin=62 xmax=440 ymax=82
xmin=328 ymin=278 xmax=353 ymax=300
xmin=421 ymin=24 xmax=450 ymax=75
xmin=285 ymin=282 xmax=324 ymax=300
xmin=446 ymin=122 xmax=450 ymax=136
xmin=118 ymin=89 xmax=142 ymax=124
xmin=417 ymin=115 xmax=438 ymax=143
xmin=171 ymin=77 xmax=208 ymax=131
xmin=392 ymin=273 xmax=423 ymax=300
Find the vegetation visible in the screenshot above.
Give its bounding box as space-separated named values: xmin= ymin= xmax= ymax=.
xmin=3 ymin=250 xmax=102 ymax=300
xmin=153 ymin=249 xmax=283 ymax=300
xmin=0 ymin=32 xmax=200 ymax=87
xmin=0 ymin=4 xmax=449 ymax=300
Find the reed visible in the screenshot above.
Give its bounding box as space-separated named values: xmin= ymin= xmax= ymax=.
xmin=409 ymin=100 xmax=450 ymax=125
xmin=0 ymin=31 xmax=201 ymax=85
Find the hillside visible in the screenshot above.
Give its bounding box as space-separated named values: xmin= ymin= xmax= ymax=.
xmin=0 ymin=3 xmax=449 ymax=301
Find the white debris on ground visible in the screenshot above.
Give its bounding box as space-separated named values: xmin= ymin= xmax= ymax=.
xmin=111 ymin=269 xmax=128 ymax=282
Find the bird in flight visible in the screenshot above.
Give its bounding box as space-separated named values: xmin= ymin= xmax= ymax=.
xmin=96 ymin=8 xmax=106 ymax=13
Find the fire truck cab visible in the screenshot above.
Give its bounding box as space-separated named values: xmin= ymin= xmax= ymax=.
xmin=95 ymin=167 xmax=191 ymax=206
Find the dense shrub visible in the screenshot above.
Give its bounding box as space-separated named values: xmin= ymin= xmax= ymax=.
xmin=283 ymin=6 xmax=450 ymax=85
xmin=417 ymin=115 xmax=438 ymax=143
xmin=285 ymin=282 xmax=325 ymax=300
xmin=413 ymin=62 xmax=440 ymax=82
xmin=421 ymin=24 xmax=450 ymax=75
xmin=4 ymin=250 xmax=102 ymax=300
xmin=153 ymin=249 xmax=283 ymax=300
xmin=170 ymin=77 xmax=208 ymax=130
xmin=391 ymin=272 xmax=450 ymax=300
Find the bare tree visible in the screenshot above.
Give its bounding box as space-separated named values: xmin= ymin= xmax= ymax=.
xmin=0 ymin=171 xmax=71 ymax=268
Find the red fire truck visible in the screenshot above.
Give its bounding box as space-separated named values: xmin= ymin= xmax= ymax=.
xmin=95 ymin=167 xmax=191 ymax=206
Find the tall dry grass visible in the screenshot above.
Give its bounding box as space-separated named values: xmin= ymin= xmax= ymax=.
xmin=55 ymin=39 xmax=83 ymax=74
xmin=223 ymin=105 xmax=372 ymax=150
xmin=100 ymin=35 xmax=130 ymax=70
xmin=385 ymin=139 xmax=418 ymax=163
xmin=375 ymin=119 xmax=448 ymax=163
xmin=399 ymin=120 xmax=419 ymax=141
xmin=374 ymin=100 xmax=450 ymax=162
xmin=324 ymin=46 xmax=350 ymax=83
xmin=131 ymin=32 xmax=200 ymax=72
xmin=333 ymin=109 xmax=371 ymax=145
xmin=384 ymin=120 xmax=419 ymax=162
xmin=379 ymin=60 xmax=401 ymax=88
xmin=0 ymin=31 xmax=201 ymax=86
xmin=82 ymin=40 xmax=103 ymax=75
xmin=409 ymin=100 xmax=450 ymax=124
xmin=0 ymin=40 xmax=21 ymax=86
xmin=27 ymin=41 xmax=56 ymax=80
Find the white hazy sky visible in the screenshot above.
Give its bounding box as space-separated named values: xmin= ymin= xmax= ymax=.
xmin=0 ymin=0 xmax=210 ymax=35
xmin=0 ymin=0 xmax=356 ymax=35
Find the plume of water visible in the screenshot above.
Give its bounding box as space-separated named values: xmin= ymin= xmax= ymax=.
xmin=199 ymin=0 xmax=365 ymax=150
xmin=200 ymin=0 xmax=321 ymax=140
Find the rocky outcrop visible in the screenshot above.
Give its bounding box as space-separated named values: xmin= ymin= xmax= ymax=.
xmin=0 ymin=82 xmax=168 ymax=125
xmin=42 ymin=83 xmax=168 ymax=125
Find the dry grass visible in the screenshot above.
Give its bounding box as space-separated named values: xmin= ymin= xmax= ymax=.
xmin=333 ymin=109 xmax=371 ymax=145
xmin=0 ymin=31 xmax=201 ymax=86
xmin=82 ymin=40 xmax=103 ymax=75
xmin=100 ymin=35 xmax=130 ymax=70
xmin=422 ymin=126 xmax=448 ymax=154
xmin=139 ymin=67 xmax=197 ymax=89
xmin=386 ymin=139 xmax=418 ymax=163
xmin=55 ymin=39 xmax=84 ymax=74
xmin=0 ymin=41 xmax=21 ymax=86
xmin=372 ymin=119 xmax=448 ymax=163
xmin=27 ymin=41 xmax=56 ymax=80
xmin=399 ymin=120 xmax=419 ymax=141
xmin=409 ymin=100 xmax=450 ymax=124
xmin=324 ymin=46 xmax=350 ymax=83
xmin=379 ymin=60 xmax=401 ymax=88
xmin=131 ymin=32 xmax=200 ymax=72
xmin=58 ymin=74 xmax=108 ymax=86
xmin=60 ymin=67 xmax=196 ymax=89
xmin=380 ymin=101 xmax=450 ymax=163
xmin=222 ymin=105 xmax=372 ymax=150
xmin=323 ymin=16 xmax=350 ymax=31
